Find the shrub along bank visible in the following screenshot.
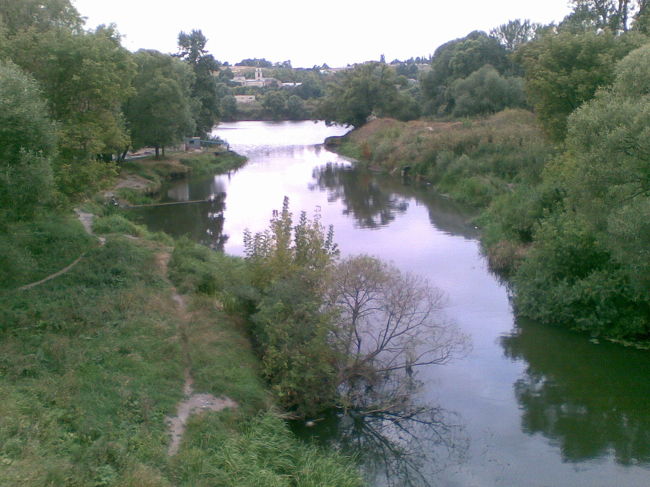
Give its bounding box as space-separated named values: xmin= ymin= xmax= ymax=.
xmin=0 ymin=205 xmax=362 ymax=486
xmin=333 ymin=104 xmax=649 ymax=343
xmin=335 ymin=109 xmax=554 ymax=208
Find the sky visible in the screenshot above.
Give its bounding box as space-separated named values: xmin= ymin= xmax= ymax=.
xmin=72 ymin=0 xmax=573 ymax=67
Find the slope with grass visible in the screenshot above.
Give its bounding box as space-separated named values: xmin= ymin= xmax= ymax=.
xmin=335 ymin=109 xmax=554 ymax=208
xmin=0 ymin=208 xmax=361 ymax=486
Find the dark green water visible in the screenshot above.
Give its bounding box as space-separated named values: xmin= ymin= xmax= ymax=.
xmin=133 ymin=121 xmax=650 ymax=486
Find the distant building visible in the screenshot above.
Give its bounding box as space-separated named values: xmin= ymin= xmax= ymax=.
xmin=234 ymin=95 xmax=256 ymax=104
xmin=232 ymin=68 xmax=279 ymax=88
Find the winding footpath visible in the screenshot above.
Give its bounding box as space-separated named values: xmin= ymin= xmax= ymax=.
xmin=156 ymin=252 xmax=238 ymax=456
xmin=18 ymin=209 xmax=104 ymax=291
xmin=18 ymin=208 xmax=238 ymax=455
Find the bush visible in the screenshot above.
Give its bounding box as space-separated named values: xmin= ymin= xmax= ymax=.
xmin=513 ymin=211 xmax=650 ymax=340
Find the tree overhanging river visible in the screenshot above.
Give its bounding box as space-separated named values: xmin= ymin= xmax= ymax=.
xmin=131 ymin=121 xmax=650 ymax=486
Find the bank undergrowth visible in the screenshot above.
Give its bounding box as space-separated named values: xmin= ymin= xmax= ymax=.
xmin=0 ymin=204 xmax=362 ymax=486
xmin=334 ymin=107 xmax=649 ymax=343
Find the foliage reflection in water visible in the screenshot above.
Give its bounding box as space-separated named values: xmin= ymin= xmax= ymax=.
xmin=502 ymin=318 xmax=650 ymax=466
xmin=131 ymin=121 xmax=650 ymax=486
xmin=293 ymin=400 xmax=468 ymax=487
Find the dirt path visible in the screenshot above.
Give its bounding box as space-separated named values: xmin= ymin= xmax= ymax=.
xmin=18 ymin=209 xmax=104 ymax=291
xmin=157 ymin=252 xmax=238 ymax=456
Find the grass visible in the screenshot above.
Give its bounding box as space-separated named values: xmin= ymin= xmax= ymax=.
xmin=116 ymin=151 xmax=247 ymax=205
xmin=0 ymin=215 xmax=95 ymax=289
xmin=179 ymin=151 xmax=247 ymax=176
xmin=0 ymin=210 xmax=362 ymax=486
xmin=337 ymin=109 xmax=555 ymax=208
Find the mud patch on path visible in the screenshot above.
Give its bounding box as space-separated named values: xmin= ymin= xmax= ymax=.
xmin=166 ymin=368 xmax=238 ymax=456
xmin=159 ymin=250 xmax=238 ymax=456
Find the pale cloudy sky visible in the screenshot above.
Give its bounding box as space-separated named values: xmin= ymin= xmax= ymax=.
xmin=72 ymin=0 xmax=572 ymax=67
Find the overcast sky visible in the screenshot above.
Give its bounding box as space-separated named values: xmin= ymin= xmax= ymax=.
xmin=72 ymin=0 xmax=572 ymax=67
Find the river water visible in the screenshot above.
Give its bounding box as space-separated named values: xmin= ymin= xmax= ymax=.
xmin=133 ymin=121 xmax=650 ymax=486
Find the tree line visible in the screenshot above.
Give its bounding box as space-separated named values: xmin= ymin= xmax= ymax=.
xmin=0 ymin=0 xmax=332 ymax=220
xmin=320 ymin=0 xmax=650 ymax=342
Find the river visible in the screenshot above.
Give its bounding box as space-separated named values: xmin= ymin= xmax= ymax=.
xmin=133 ymin=121 xmax=650 ymax=487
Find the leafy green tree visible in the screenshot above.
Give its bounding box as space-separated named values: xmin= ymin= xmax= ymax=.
xmin=294 ymin=77 xmax=324 ymax=99
xmin=514 ymin=44 xmax=650 ymax=340
xmin=243 ymin=198 xmax=339 ymax=415
xmin=0 ymin=61 xmax=56 ymax=220
xmin=176 ymin=29 xmax=220 ymax=136
xmin=219 ymin=94 xmax=238 ymax=121
xmin=236 ymin=58 xmax=273 ymax=67
xmin=421 ymin=30 xmax=511 ymax=114
xmin=0 ymin=0 xmax=82 ymax=36
xmin=6 ymin=25 xmax=135 ymax=194
xmin=561 ymin=0 xmax=644 ymax=32
xmin=451 ymin=65 xmax=527 ymax=117
xmin=124 ymin=50 xmax=195 ymax=158
xmin=286 ymin=95 xmax=306 ymax=120
xmin=490 ymin=19 xmax=543 ymax=51
xmin=319 ymin=62 xmax=402 ymax=127
xmin=8 ymin=25 xmax=135 ymax=160
xmin=261 ymin=90 xmax=288 ymax=120
xmin=561 ymin=43 xmax=650 ymax=287
xmin=515 ymin=30 xmax=645 ymax=141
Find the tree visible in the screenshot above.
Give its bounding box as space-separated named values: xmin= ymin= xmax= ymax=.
xmin=421 ymin=31 xmax=511 ymax=114
xmin=561 ymin=0 xmax=645 ymax=32
xmin=515 ymin=30 xmax=645 ymax=140
xmin=125 ymin=50 xmax=195 ymax=158
xmin=219 ymin=94 xmax=238 ymax=121
xmin=513 ymin=44 xmax=650 ymax=341
xmin=325 ymin=256 xmax=468 ymax=410
xmin=0 ymin=0 xmax=82 ymax=36
xmin=0 ymin=61 xmax=56 ymax=220
xmin=319 ymin=62 xmax=401 ymax=127
xmin=244 ymin=198 xmax=339 ymax=415
xmin=176 ymin=29 xmax=220 ymax=136
xmin=451 ymin=65 xmax=527 ymax=117
xmin=261 ymin=90 xmax=288 ymax=120
xmin=8 ymin=25 xmax=135 ymax=160
xmin=562 ymin=44 xmax=650 ymax=288
xmin=490 ymin=19 xmax=543 ymax=51
xmin=286 ymin=95 xmax=306 ymax=120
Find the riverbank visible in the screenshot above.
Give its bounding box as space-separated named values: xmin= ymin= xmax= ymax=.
xmin=0 ymin=155 xmax=362 ymax=485
xmin=328 ymin=109 xmax=553 ymax=273
xmin=328 ymin=111 xmax=650 ymax=344
xmin=111 ymin=150 xmax=247 ymax=206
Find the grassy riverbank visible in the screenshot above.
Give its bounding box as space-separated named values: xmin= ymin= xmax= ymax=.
xmin=113 ymin=151 xmax=247 ymax=205
xmin=334 ymin=109 xmax=554 ymax=208
xmin=0 ymin=202 xmax=361 ymax=484
xmin=333 ymin=110 xmax=650 ymax=343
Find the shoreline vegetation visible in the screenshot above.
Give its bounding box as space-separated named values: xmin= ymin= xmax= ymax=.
xmin=0 ymin=152 xmax=363 ymax=486
xmin=109 ymin=150 xmax=247 ymax=206
xmin=2 ymin=1 xmax=650 ymax=485
xmin=327 ymin=105 xmax=650 ymax=346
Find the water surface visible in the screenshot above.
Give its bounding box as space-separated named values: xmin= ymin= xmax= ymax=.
xmin=133 ymin=121 xmax=650 ymax=486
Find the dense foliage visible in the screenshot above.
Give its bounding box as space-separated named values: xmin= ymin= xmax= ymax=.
xmin=239 ymin=199 xmax=465 ymax=417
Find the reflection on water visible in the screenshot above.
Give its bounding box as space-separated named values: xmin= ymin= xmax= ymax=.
xmin=130 ymin=121 xmax=650 ymax=486
xmin=294 ymin=404 xmax=468 ymax=487
xmin=132 ymin=191 xmax=228 ymax=251
xmin=310 ymin=162 xmax=479 ymax=239
xmin=310 ymin=162 xmax=409 ymax=228
xmin=502 ymin=319 xmax=650 ymax=466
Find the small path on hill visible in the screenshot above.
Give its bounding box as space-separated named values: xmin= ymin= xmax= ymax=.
xmin=156 ymin=252 xmax=237 ymax=456
xmin=18 ymin=209 xmax=104 ymax=291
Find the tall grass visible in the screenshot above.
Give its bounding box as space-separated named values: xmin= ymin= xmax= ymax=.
xmin=340 ymin=109 xmax=555 ymax=208
xmin=1 ymin=214 xmax=362 ymax=486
